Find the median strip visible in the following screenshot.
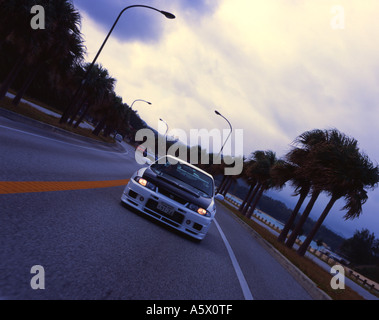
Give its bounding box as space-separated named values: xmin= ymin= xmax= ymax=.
xmin=0 ymin=179 xmax=130 ymax=194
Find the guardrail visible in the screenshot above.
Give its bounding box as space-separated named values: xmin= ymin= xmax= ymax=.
xmin=308 ymin=247 xmax=379 ymax=295
xmin=222 ymin=194 xmax=379 ymax=296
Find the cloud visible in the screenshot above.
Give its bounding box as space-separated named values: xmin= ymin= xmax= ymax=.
xmin=76 ymin=0 xmax=379 ymax=156
xmin=72 ymin=0 xmax=164 ymax=43
xmin=73 ymin=0 xmax=220 ymax=43
xmin=75 ymin=0 xmax=379 ymax=237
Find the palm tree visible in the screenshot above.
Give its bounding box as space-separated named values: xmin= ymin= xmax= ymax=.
xmin=91 ymin=92 xmax=123 ymax=137
xmin=283 ymin=129 xmax=330 ymax=248
xmin=0 ymin=0 xmax=33 ymax=51
xmin=286 ymin=190 xmax=322 ymax=248
xmin=103 ymin=95 xmax=127 ymax=136
xmin=0 ymin=0 xmax=43 ymax=100
xmin=239 ymin=182 xmax=257 ymax=212
xmin=11 ymin=0 xmax=84 ymax=106
xmin=215 ymin=159 xmax=232 ymax=195
xmin=216 ymin=158 xmax=235 ymax=195
xmin=68 ymin=63 xmax=115 ymax=126
xmin=240 ymin=151 xmax=275 ymax=217
xmin=0 ymin=0 xmax=84 ymax=105
xmin=270 ymin=158 xmax=310 ymax=243
xmin=297 ymin=130 xmax=379 ymax=256
xmin=244 ymin=150 xmax=279 ymax=219
xmin=273 ymin=152 xmax=312 ymax=243
xmin=0 ymin=0 xmax=26 ymax=51
xmin=239 ymin=153 xmax=263 ymax=216
xmin=238 ymin=158 xmax=257 ymax=213
xmin=216 ymin=160 xmax=243 ymax=198
xmin=218 ymin=175 xmax=232 ymax=196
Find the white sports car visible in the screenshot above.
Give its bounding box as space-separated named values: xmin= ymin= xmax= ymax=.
xmin=121 ymin=156 xmax=224 ymax=240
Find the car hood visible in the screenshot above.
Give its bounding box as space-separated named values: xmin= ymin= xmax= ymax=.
xmin=142 ymin=167 xmax=213 ymax=209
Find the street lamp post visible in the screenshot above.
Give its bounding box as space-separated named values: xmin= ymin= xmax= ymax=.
xmin=159 ymin=118 xmax=168 ymax=137
xmin=215 ymin=110 xmax=232 ymax=158
xmin=85 ymin=6 xmax=175 ymax=79
xmin=60 ymin=5 xmax=175 ymax=124
xmin=215 ymin=110 xmax=233 ymax=196
xmin=158 ymin=118 xmax=169 ymax=160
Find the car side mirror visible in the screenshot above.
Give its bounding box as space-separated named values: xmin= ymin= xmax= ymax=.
xmin=215 ymin=193 xmax=224 ymax=201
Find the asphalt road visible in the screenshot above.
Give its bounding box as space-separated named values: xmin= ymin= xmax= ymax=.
xmin=0 ymin=113 xmax=317 ymax=300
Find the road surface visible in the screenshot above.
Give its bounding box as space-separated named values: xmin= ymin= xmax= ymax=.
xmin=0 ymin=112 xmax=318 ymax=300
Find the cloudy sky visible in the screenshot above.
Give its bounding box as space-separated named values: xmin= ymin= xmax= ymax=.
xmin=72 ymin=0 xmax=379 ymax=239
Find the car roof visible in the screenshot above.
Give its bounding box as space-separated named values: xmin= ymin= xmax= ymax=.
xmin=155 ymin=155 xmax=214 ymax=180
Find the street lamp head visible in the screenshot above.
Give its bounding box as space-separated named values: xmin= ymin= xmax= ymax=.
xmin=160 ymin=10 xmax=176 ymax=19
xmin=215 ymin=110 xmax=221 ymax=116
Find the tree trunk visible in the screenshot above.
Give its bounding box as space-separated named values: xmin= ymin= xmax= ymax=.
xmin=277 ymin=190 xmax=308 ymax=243
xmin=218 ymin=175 xmax=230 ymax=195
xmin=60 ymin=98 xmax=78 ymax=124
xmin=242 ymin=183 xmax=260 ymax=216
xmin=285 ymin=190 xmax=321 ymax=248
xmin=222 ymin=177 xmax=233 ymax=197
xmin=67 ymin=100 xmax=84 ymax=126
xmin=66 ymin=93 xmax=88 ymax=126
xmin=297 ymin=195 xmax=339 ymax=256
xmin=218 ymin=176 xmax=229 ymax=195
xmin=0 ymin=51 xmax=28 ymax=100
xmin=217 ymin=175 xmax=227 ymax=194
xmin=73 ymin=103 xmax=91 ymax=128
xmin=60 ymin=79 xmax=88 ymax=124
xmin=12 ymin=63 xmax=42 ymax=106
xmin=60 ymin=103 xmax=73 ymax=124
xmin=92 ymin=115 xmax=107 ymax=136
xmin=239 ymin=183 xmax=256 ymax=212
xmin=103 ymin=124 xmax=113 ymax=137
xmin=246 ymin=184 xmax=265 ymax=219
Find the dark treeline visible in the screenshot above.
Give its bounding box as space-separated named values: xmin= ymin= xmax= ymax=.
xmin=212 ymin=130 xmax=379 ymax=257
xmin=0 ymin=0 xmax=147 ymax=141
xmin=220 ymin=178 xmax=346 ymax=251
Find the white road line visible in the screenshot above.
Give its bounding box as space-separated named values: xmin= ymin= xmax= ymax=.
xmin=0 ymin=123 xmax=129 ymax=155
xmin=214 ymin=219 xmax=254 ymax=300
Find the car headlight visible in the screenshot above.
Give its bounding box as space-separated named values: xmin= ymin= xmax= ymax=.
xmin=188 ymin=203 xmax=211 ymax=217
xmin=197 ymin=208 xmax=207 ymax=216
xmin=135 ymin=176 xmax=156 ymax=191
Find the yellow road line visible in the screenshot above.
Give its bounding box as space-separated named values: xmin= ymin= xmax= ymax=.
xmin=0 ymin=179 xmax=130 ymax=194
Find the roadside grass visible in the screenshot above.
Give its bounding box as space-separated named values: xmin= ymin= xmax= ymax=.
xmin=0 ymin=95 xmax=115 ymax=144
xmin=220 ymin=201 xmax=365 ymax=300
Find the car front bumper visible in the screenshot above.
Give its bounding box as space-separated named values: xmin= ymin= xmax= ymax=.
xmin=121 ymin=178 xmax=213 ymax=240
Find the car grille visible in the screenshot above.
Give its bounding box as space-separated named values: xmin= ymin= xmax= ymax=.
xmin=145 ymin=199 xmax=184 ymax=224
xmin=157 ymin=187 xmax=188 ymax=205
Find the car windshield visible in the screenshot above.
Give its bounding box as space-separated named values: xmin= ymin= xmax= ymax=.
xmin=150 ymin=158 xmax=214 ymax=198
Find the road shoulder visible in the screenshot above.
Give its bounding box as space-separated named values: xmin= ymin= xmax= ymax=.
xmin=217 ymin=200 xmax=332 ymax=300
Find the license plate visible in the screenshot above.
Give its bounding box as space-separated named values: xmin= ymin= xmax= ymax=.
xmin=157 ymin=202 xmax=175 ymax=215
